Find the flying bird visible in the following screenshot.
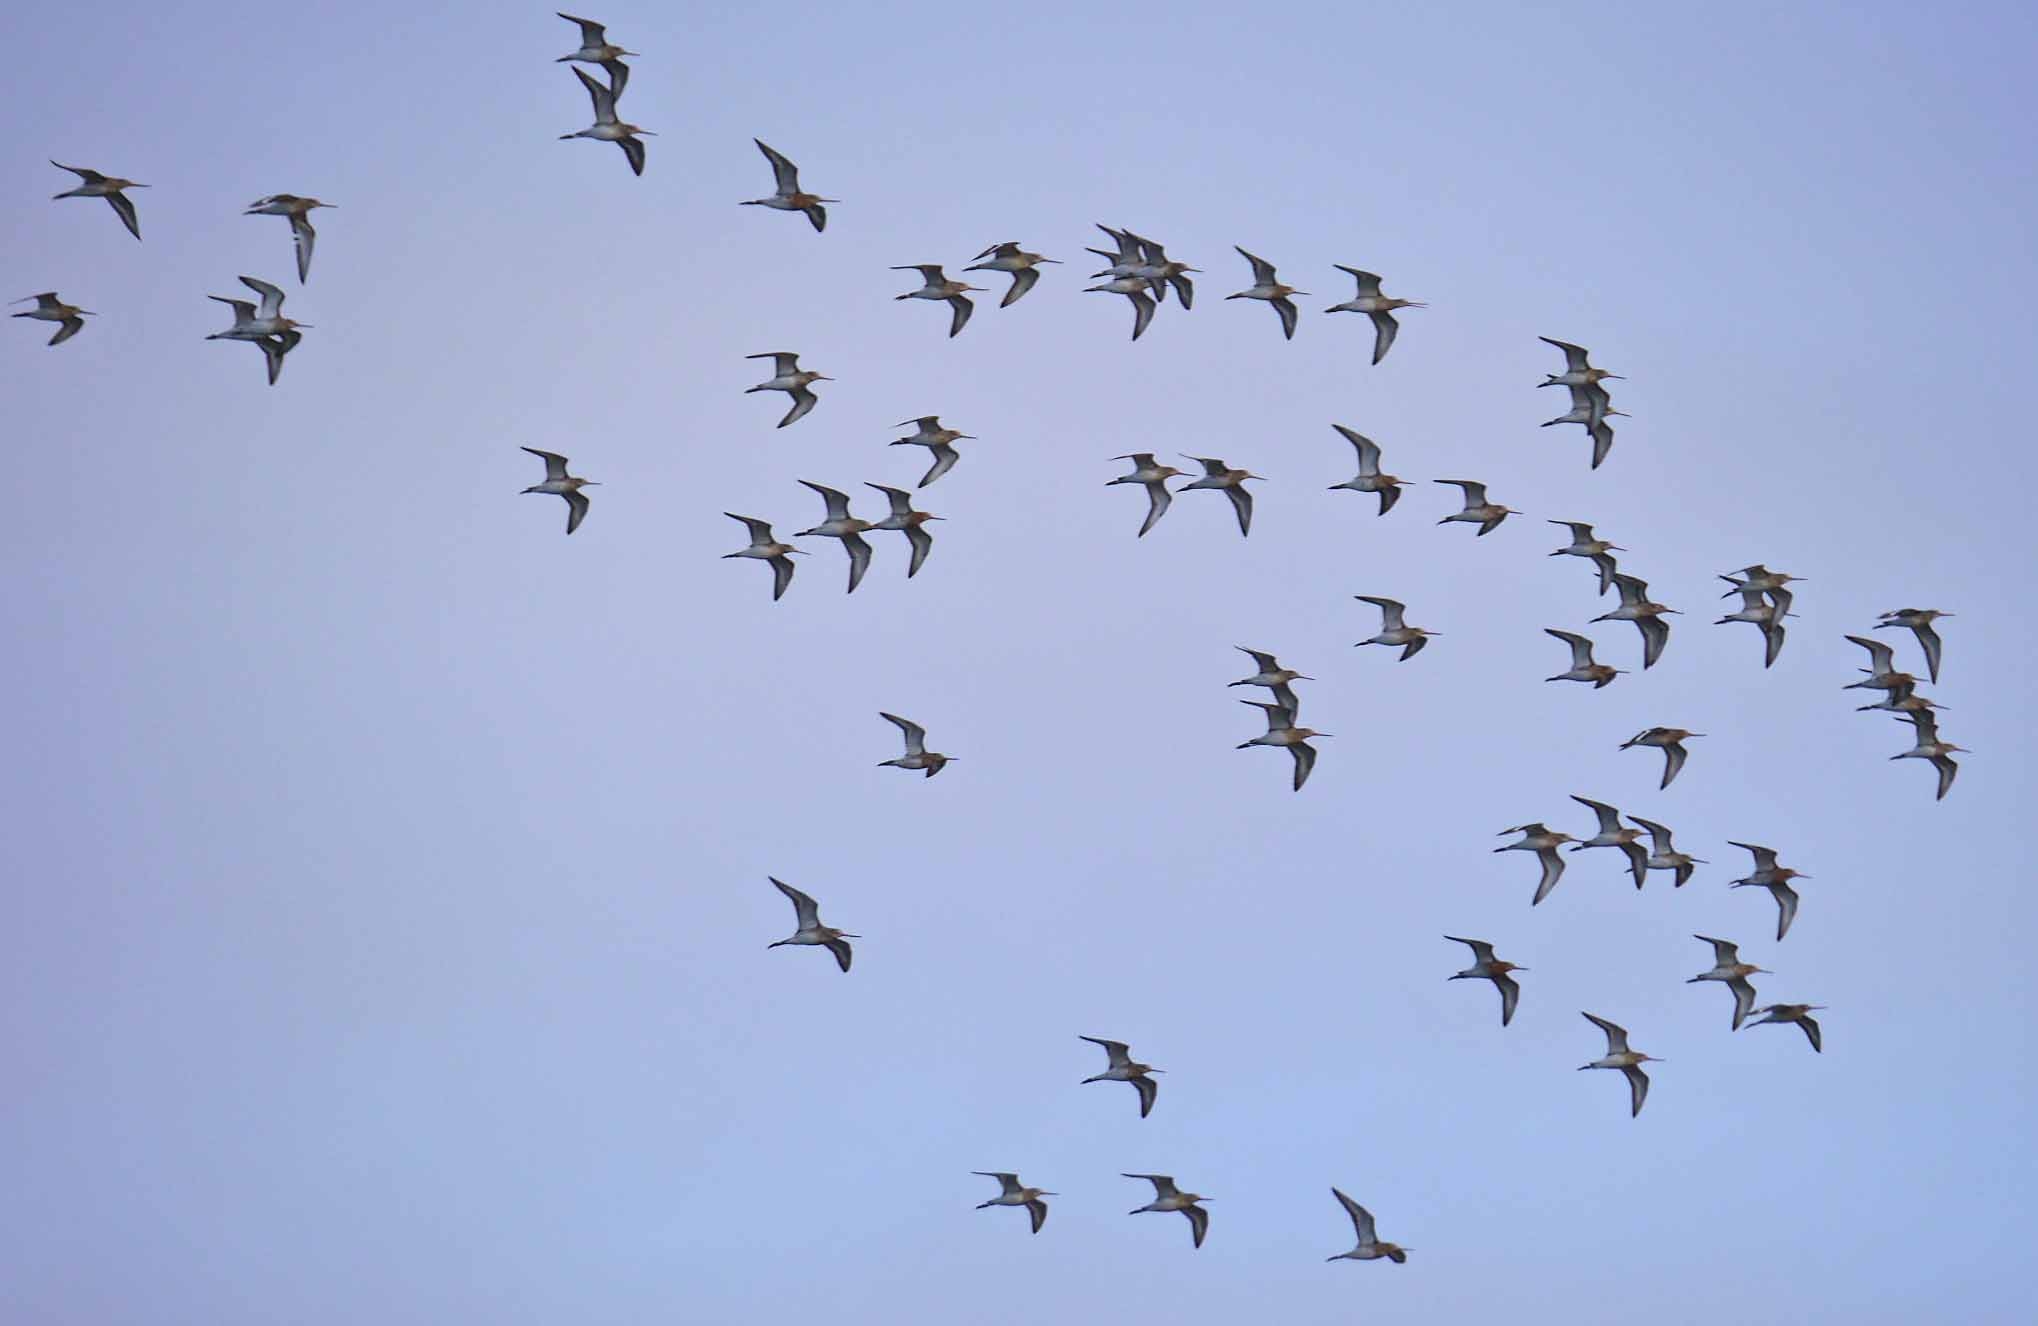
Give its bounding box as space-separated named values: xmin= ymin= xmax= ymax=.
xmin=1124 ymin=1174 xmax=1210 ymax=1249
xmin=1876 ymin=608 xmax=1952 ymax=684
xmin=892 ymin=265 xmax=984 ymax=338
xmin=1544 ymin=629 xmax=1623 ymax=688
xmin=1577 ymin=1012 xmax=1660 ymax=1118
xmin=206 ymin=276 xmax=308 ymax=339
xmin=244 ymin=195 xmax=336 ymax=283
xmin=744 ymin=352 xmax=830 ymax=427
xmin=560 ymin=65 xmax=652 ymax=175
xmin=1569 ymin=795 xmax=1649 ymax=889
xmin=864 ymin=484 xmax=942 ymax=577
xmin=555 ymin=12 xmax=638 ymax=67
xmin=1353 ymin=596 xmax=1438 ymax=660
xmin=1541 ymin=387 xmax=1628 ymax=469
xmin=1324 ymin=266 xmax=1425 ymax=364
xmin=1434 ymin=479 xmax=1518 ymax=535
xmin=1890 ymin=708 xmax=1965 ymax=801
xmin=1720 ymin=565 xmax=1804 ymax=620
xmin=1180 ymin=456 xmax=1263 ymax=536
xmin=9 ymin=292 xmax=91 ymax=346
xmin=1326 ymin=1189 xmax=1409 ymax=1264
xmin=1548 ymin=521 xmax=1624 ymax=595
xmin=1717 ymin=588 xmax=1790 ymax=667
xmin=519 ymin=447 xmax=597 ymax=534
xmin=1743 ymin=1003 xmax=1825 ymax=1053
xmin=1687 ymin=936 xmax=1767 ymax=1030
xmin=1446 ymin=936 xmax=1526 ymax=1027
xmin=765 ymin=877 xmax=856 ymax=973
xmin=1539 ymin=337 xmax=1622 ymax=389
xmin=1728 ymin=842 xmax=1811 ymax=941
xmin=965 ymin=242 xmax=1060 ymax=306
xmin=1620 ymin=728 xmax=1702 ymax=789
xmin=1592 ymin=573 xmax=1677 ymax=669
xmin=1225 ymin=247 xmax=1306 ymax=339
xmin=742 ymin=140 xmax=835 ymax=232
xmin=1495 ymin=823 xmax=1575 ymax=906
xmin=794 ymin=481 xmax=874 ymax=593
xmin=1631 ymin=816 xmax=1706 ymax=887
xmin=877 ymin=712 xmax=953 ymax=777
xmin=1236 ymin=700 xmax=1329 ymax=791
xmin=50 ymin=162 xmax=146 ymax=240
xmin=1078 ymin=1036 xmax=1163 ymax=1118
xmin=889 ymin=417 xmax=976 ymax=487
xmin=1085 ymin=274 xmax=1158 ymax=340
xmin=1229 ymin=647 xmax=1311 ymax=716
xmin=721 ymin=514 xmax=804 ymax=601
xmin=1107 ymin=453 xmax=1185 ymax=537
xmin=1327 ymin=426 xmax=1405 ymax=515
xmin=973 ymin=1173 xmax=1054 ymax=1233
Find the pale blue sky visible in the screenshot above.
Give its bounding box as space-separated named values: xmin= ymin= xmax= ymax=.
xmin=4 ymin=2 xmax=2035 ymax=1322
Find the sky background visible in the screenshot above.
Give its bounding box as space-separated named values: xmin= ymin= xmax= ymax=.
xmin=4 ymin=2 xmax=2036 ymax=1321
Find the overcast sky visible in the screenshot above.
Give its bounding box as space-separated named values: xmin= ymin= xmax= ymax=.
xmin=4 ymin=2 xmax=2034 ymax=1322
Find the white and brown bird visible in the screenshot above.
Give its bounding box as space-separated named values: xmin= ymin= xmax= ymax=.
xmin=877 ymin=712 xmax=953 ymax=778
xmin=1687 ymin=935 xmax=1766 ymax=1030
xmin=1079 ymin=1036 xmax=1163 ymax=1118
xmin=721 ymin=514 xmax=804 ymax=601
xmin=1540 ymin=337 xmax=1622 ymax=390
xmin=742 ymin=140 xmax=835 ymax=232
xmin=1729 ymin=842 xmax=1811 ymax=941
xmin=1324 ymin=267 xmax=1425 ymax=364
xmin=1446 ymin=936 xmax=1526 ymax=1027
xmin=1545 ymin=629 xmax=1623 ymax=688
xmin=965 ymin=242 xmax=1059 ymax=307
xmin=1180 ymin=456 xmax=1263 ymax=536
xmin=244 ymin=195 xmax=336 ymax=283
xmin=1620 ymin=728 xmax=1702 ymax=789
xmin=1593 ymin=573 xmax=1676 ymax=669
xmin=560 ymin=65 xmax=652 ymax=175
xmin=1326 ymin=1189 xmax=1409 ymax=1264
xmin=1743 ymin=1003 xmax=1825 ymax=1053
xmin=1569 ymin=795 xmax=1649 ymax=889
xmin=519 ymin=447 xmax=597 ymax=534
xmin=50 ymin=162 xmax=146 ymax=240
xmin=1108 ymin=453 xmax=1185 ymax=537
xmin=794 ymin=481 xmax=874 ymax=593
xmin=889 ymin=417 xmax=976 ymax=487
xmin=765 ymin=877 xmax=855 ymax=973
xmin=1548 ymin=521 xmax=1624 ymax=595
xmin=1577 ymin=1012 xmax=1660 ymax=1118
xmin=1237 ymin=700 xmax=1328 ymax=791
xmin=1890 ymin=708 xmax=1965 ymax=801
xmin=1631 ymin=816 xmax=1705 ymax=887
xmin=10 ymin=292 xmax=91 ymax=346
xmin=1720 ymin=565 xmax=1804 ymax=620
xmin=744 ymin=352 xmax=830 ymax=427
xmin=1124 ymin=1175 xmax=1210 ymax=1249
xmin=1718 ymin=588 xmax=1790 ymax=668
xmin=1495 ymin=822 xmax=1575 ymax=906
xmin=1229 ymin=648 xmax=1311 ymax=715
xmin=864 ymin=484 xmax=942 ymax=578
xmin=1226 ymin=247 xmax=1305 ymax=339
xmin=892 ymin=265 xmax=984 ymax=338
xmin=1434 ymin=479 xmax=1518 ymax=535
xmin=1085 ymin=274 xmax=1160 ymax=340
xmin=1876 ymin=608 xmax=1952 ymax=684
xmin=973 ymin=1173 xmax=1055 ymax=1233
xmin=555 ymin=12 xmax=638 ymax=67
xmin=1541 ymin=385 xmax=1627 ymax=469
xmin=1353 ymin=596 xmax=1438 ymax=660
xmin=1327 ymin=426 xmax=1405 ymax=515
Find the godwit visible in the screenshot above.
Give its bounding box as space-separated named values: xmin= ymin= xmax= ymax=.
xmin=1548 ymin=521 xmax=1624 ymax=596
xmin=1107 ymin=453 xmax=1184 ymax=536
xmin=973 ymin=1173 xmax=1055 ymax=1233
xmin=50 ymin=162 xmax=146 ymax=240
xmin=555 ymin=12 xmax=638 ymax=67
xmin=1542 ymin=386 xmax=1627 ymax=469
xmin=1857 ymin=680 xmax=1946 ymax=716
xmin=1326 ymin=1189 xmax=1408 ymax=1263
xmin=1577 ymin=1012 xmax=1660 ymax=1118
xmin=1687 ymin=935 xmax=1765 ymax=1030
xmin=1569 ymin=795 xmax=1649 ymax=889
xmin=1728 ymin=842 xmax=1810 ymax=941
xmin=1876 ymin=608 xmax=1952 ymax=683
xmin=878 ymin=712 xmax=953 ymax=777
xmin=744 ymin=352 xmax=830 ymax=427
xmin=1353 ymin=596 xmax=1438 ymax=660
xmin=1495 ymin=822 xmax=1575 ymax=906
xmin=1089 ymin=224 xmax=1145 ymax=279
xmin=1890 ymin=709 xmax=1965 ymax=800
xmin=1124 ymin=1175 xmax=1210 ymax=1249
xmin=1631 ymin=816 xmax=1705 ymax=887
xmin=1229 ymin=647 xmax=1310 ymax=716
xmin=794 ymin=481 xmax=873 ymax=593
xmin=1085 ymin=275 xmax=1158 ymax=340
xmin=1446 ymin=936 xmax=1525 ymax=1027
xmin=892 ymin=265 xmax=984 ymax=338
xmin=1434 ymin=479 xmax=1518 ymax=535
xmin=1717 ymin=588 xmax=1789 ymax=668
xmin=1539 ymin=337 xmax=1622 ymax=390
xmin=742 ymin=140 xmax=835 ymax=232
xmin=1720 ymin=565 xmax=1804 ymax=620
xmin=1545 ymin=629 xmax=1623 ymax=688
xmin=1843 ymin=634 xmax=1914 ymax=694
xmin=560 ymin=65 xmax=652 ymax=176
xmin=1743 ymin=1003 xmax=1825 ymax=1053
xmin=206 ymin=276 xmax=308 ymax=339
xmin=890 ymin=417 xmax=975 ymax=487
xmin=1225 ymin=247 xmax=1305 ymax=339
xmin=1181 ymin=456 xmax=1263 ymax=536
xmin=864 ymin=484 xmax=942 ymax=578
xmin=721 ymin=514 xmax=804 ymax=601
xmin=519 ymin=447 xmax=597 ymax=534
xmin=1236 ymin=700 xmax=1329 ymax=791
xmin=1327 ymin=426 xmax=1404 ymax=515
xmin=1079 ymin=1036 xmax=1163 ymax=1118
xmin=1324 ymin=266 xmax=1425 ymax=364
xmin=1131 ymin=234 xmax=1199 ymax=307
xmin=1593 ymin=573 xmax=1677 ymax=670
xmin=965 ymin=242 xmax=1060 ymax=307
xmin=1620 ymin=728 xmax=1701 ymax=790
xmin=244 ymin=195 xmax=336 ymax=283
xmin=9 ymin=292 xmax=91 ymax=346
xmin=766 ymin=877 xmax=855 ymax=973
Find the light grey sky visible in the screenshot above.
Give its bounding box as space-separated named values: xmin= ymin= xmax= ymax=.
xmin=4 ymin=2 xmax=2035 ymax=1322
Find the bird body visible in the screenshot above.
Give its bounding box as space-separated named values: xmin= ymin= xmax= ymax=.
xmin=745 ymin=352 xmax=830 ymax=427
xmin=766 ymin=877 xmax=856 ymax=972
xmin=864 ymin=484 xmax=942 ymax=577
xmin=1326 ymin=1188 xmax=1408 ymax=1263
xmin=1545 ymin=629 xmax=1622 ymax=687
xmin=1109 ymin=453 xmax=1184 ymax=536
xmin=1354 ymin=596 xmax=1437 ymax=660
xmin=1435 ymin=478 xmax=1518 ymax=535
xmin=973 ymin=1173 xmax=1054 ymax=1233
xmin=892 ymin=265 xmax=984 ymax=337
xmin=1495 ymin=823 xmax=1575 ymax=905
xmin=1180 ymin=455 xmax=1262 ymax=536
xmin=1446 ymin=936 xmax=1525 ymax=1026
xmin=1124 ymin=1174 xmax=1210 ymax=1248
xmin=1324 ymin=266 xmax=1425 ymax=363
xmin=877 ymin=712 xmax=953 ymax=777
xmin=519 ymin=447 xmax=597 ymax=534
xmin=965 ymin=242 xmax=1060 ymax=306
xmin=1225 ymin=247 xmax=1305 ymax=339
xmin=1729 ymin=842 xmax=1811 ymax=940
xmin=742 ymin=140 xmax=834 ymax=231
xmin=1236 ymin=700 xmax=1329 ymax=790
xmin=722 ymin=514 xmax=804 ymax=600
xmin=1687 ymin=935 xmax=1766 ymax=1028
xmin=1079 ymin=1036 xmax=1162 ymax=1117
xmin=10 ymin=292 xmax=92 ymax=346
xmin=50 ymin=162 xmax=146 ymax=240
xmin=1744 ymin=1003 xmax=1825 ymax=1052
xmin=1569 ymin=795 xmax=1650 ymax=889
xmin=890 ymin=417 xmax=975 ymax=487
xmin=1327 ymin=426 xmax=1404 ymax=514
xmin=1620 ymin=728 xmax=1701 ymax=789
xmin=1229 ymin=647 xmax=1311 ymax=715
xmin=794 ymin=481 xmax=874 ymax=592
xmin=1577 ymin=1012 xmax=1660 ymax=1117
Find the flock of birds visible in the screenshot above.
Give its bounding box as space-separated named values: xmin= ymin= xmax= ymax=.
xmin=17 ymin=9 xmax=1974 ymax=1268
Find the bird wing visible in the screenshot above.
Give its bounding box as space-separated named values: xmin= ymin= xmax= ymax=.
xmin=1582 ymin=1011 xmax=1630 ymax=1054
xmin=1846 ymin=634 xmax=1896 ymax=675
xmin=1131 ymin=1074 xmax=1158 ymax=1118
xmin=1026 ymin=1199 xmax=1048 ymax=1233
xmin=1188 ymin=455 xmax=1228 ymax=476
xmin=771 ymin=877 xmax=821 ymax=929
xmin=562 ymin=490 xmax=589 ymax=535
xmin=1127 ymin=288 xmax=1155 ymax=340
xmin=799 ymin=480 xmax=852 ymax=521
xmin=618 ymin=136 xmax=646 ymax=177
xmin=600 ymin=57 xmax=630 ymax=100
xmin=572 ymin=64 xmax=617 ymax=122
xmin=1731 ymin=842 xmax=1780 ymax=874
xmin=1799 ymin=1016 xmax=1823 ymax=1053
xmin=1570 ymin=795 xmax=1622 ymax=836
xmin=1915 ymin=622 xmax=1944 ymax=683
xmin=1224 ymin=485 xmax=1253 ymax=537
xmin=1335 ymin=266 xmax=1384 ymax=298
xmin=1125 ymin=1174 xmax=1179 ymax=1198
xmin=1659 ymin=740 xmax=1687 ymax=788
xmin=824 ymin=938 xmax=853 ymax=973
xmin=1727 ymin=976 xmax=1758 ymax=1029
xmin=1532 ymin=847 xmax=1564 ymax=905
xmin=1183 ymin=1204 xmax=1209 ymax=1248
xmin=1080 ymin=1035 xmax=1132 ymax=1067
xmin=1439 ymin=478 xmax=1486 ymax=506
xmin=749 ymin=351 xmax=802 ymax=375
xmin=1930 ymin=753 xmax=1959 ymax=801
xmin=1446 ymin=935 xmax=1497 ymax=965
xmin=560 ymin=12 xmax=609 ymax=46
xmin=1333 ymin=1188 xmax=1377 ymax=1243
xmin=239 ymin=275 xmax=287 ymax=320
xmin=1772 ymin=882 xmax=1800 ymax=940
xmin=1546 ymin=629 xmax=1594 ymax=668
xmin=903 ymin=524 xmax=933 ymax=578
xmin=1236 ymin=646 xmax=1281 ymax=672
xmin=1241 ymin=699 xmax=1293 ymax=732
xmin=1494 ymin=973 xmax=1520 ymax=1027
xmin=288 ymin=211 xmax=318 ymax=283
xmin=522 ymin=446 xmax=571 ymax=481
xmin=879 ymin=712 xmax=927 ymax=755
xmin=1541 ymin=336 xmax=1591 ymax=371
xmin=974 ymin=1172 xmax=1023 ymax=1195
xmin=51 ymin=161 xmax=105 ymax=183
xmin=107 ymin=191 xmax=142 ymax=241
xmin=768 ymin=555 xmax=795 ymax=601
xmin=1622 ymin=1065 xmax=1650 ymax=1117
xmin=1639 ymin=615 xmax=1669 ymax=669
xmin=946 ymin=293 xmax=974 ymax=338
xmin=1002 ymin=265 xmax=1041 ymax=307
xmin=1136 ymin=478 xmax=1172 ymax=537
xmin=1357 ymin=596 xmax=1407 ymax=631
xmin=1696 ymin=934 xmax=1741 ymax=967
xmin=754 ymin=139 xmax=801 ymax=194
xmin=842 ymin=532 xmax=871 ymax=593
xmin=1331 ymin=424 xmax=1382 ymax=474
xmin=1291 ymin=741 xmax=1317 ymax=790
xmin=726 ymin=512 xmax=776 ymax=545
xmin=1235 ymin=245 xmax=1277 ymax=285
xmin=865 ymin=483 xmax=914 ymax=518
xmin=1630 ymin=817 xmax=1676 ymax=853
xmin=1368 ymin=310 xmax=1399 ymax=364
xmin=779 ymin=385 xmax=818 ymax=427
xmin=1274 ymin=296 xmax=1300 ymax=340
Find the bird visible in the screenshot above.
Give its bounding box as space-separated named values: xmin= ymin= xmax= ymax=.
xmin=1856 ymin=679 xmax=1947 ymax=717
xmin=793 ymin=481 xmax=874 ymax=593
xmin=555 ymin=12 xmax=638 ymax=67
xmin=890 ymin=417 xmax=976 ymax=488
xmin=1539 ymin=337 xmax=1623 ymax=390
xmin=1225 ymin=247 xmax=1305 ymax=339
xmin=1545 ymin=629 xmax=1623 ymax=688
xmin=965 ymin=242 xmax=1060 ymax=307
xmin=1107 ymin=454 xmax=1185 ymax=537
xmin=9 ymin=292 xmax=91 ymax=346
xmin=973 ymin=1173 xmax=1055 ymax=1233
xmin=1548 ymin=521 xmax=1625 ymax=596
xmin=1716 ymin=588 xmax=1790 ymax=668
xmin=1085 ymin=275 xmax=1158 ymax=340
xmin=1743 ymin=1003 xmax=1825 ymax=1053
xmin=721 ymin=514 xmax=804 ymax=601
xmin=1353 ymin=596 xmax=1438 ymax=660
xmin=741 ymin=140 xmax=835 ymax=232
xmin=1631 ymin=816 xmax=1706 ymax=887
xmin=1236 ymin=700 xmax=1329 ymax=791
xmin=1327 ymin=426 xmax=1405 ymax=515
xmin=892 ymin=265 xmax=984 ymax=338
xmin=744 ymin=352 xmax=830 ymax=428
xmin=765 ymin=877 xmax=855 ymax=973
xmin=1890 ymin=709 xmax=1965 ymax=801
xmin=1078 ymin=1036 xmax=1163 ymax=1118
xmin=1088 ymin=224 xmax=1147 ymax=280
xmin=1229 ymin=647 xmax=1311 ymax=716
xmin=1619 ymin=728 xmax=1701 ymax=790
xmin=560 ymin=65 xmax=652 ymax=175
xmin=1434 ymin=479 xmax=1518 ymax=535
xmin=864 ymin=484 xmax=942 ymax=577
xmin=1569 ymin=795 xmax=1650 ymax=889
xmin=1180 ymin=456 xmax=1263 ymax=536
xmin=1843 ymin=634 xmax=1915 ymax=694
xmin=1446 ymin=936 xmax=1526 ymax=1027
xmin=1131 ymin=235 xmax=1200 ymax=307
xmin=1876 ymin=608 xmax=1952 ymax=684
xmin=1324 ymin=266 xmax=1425 ymax=364
xmin=1592 ymin=573 xmax=1677 ymax=669
xmin=877 ymin=712 xmax=953 ymax=777
xmin=1720 ymin=565 xmax=1804 ymax=620
xmin=1124 ymin=1175 xmax=1210 ymax=1249
xmin=1729 ymin=842 xmax=1811 ymax=941
xmin=1541 ymin=387 xmax=1628 ymax=469
xmin=1326 ymin=1189 xmax=1409 ymax=1264
xmin=243 ymin=195 xmax=336 ymax=283
xmin=1687 ymin=936 xmax=1767 ymax=1030
xmin=1578 ymin=1013 xmax=1661 ymax=1117
xmin=1495 ymin=823 xmax=1575 ymax=906
xmin=49 ymin=162 xmax=146 ymax=240
xmin=519 ymin=447 xmax=597 ymax=534
xmin=206 ymin=276 xmax=309 ymax=339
